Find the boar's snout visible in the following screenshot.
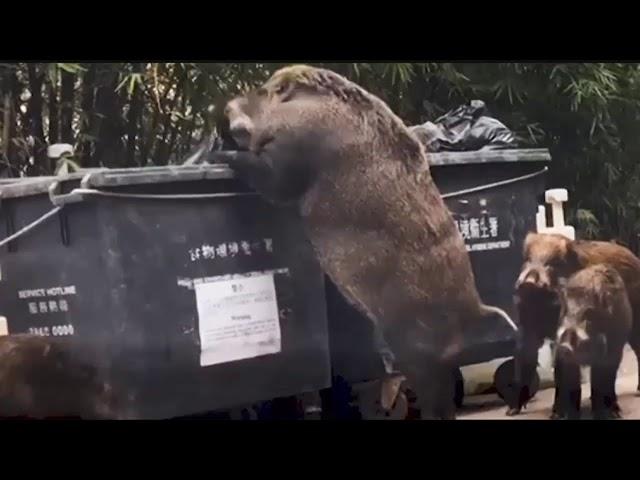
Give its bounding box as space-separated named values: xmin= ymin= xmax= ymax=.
xmin=557 ymin=324 xmax=592 ymax=364
xmin=515 ymin=264 xmax=552 ymax=293
xmin=225 ymin=98 xmax=255 ymax=151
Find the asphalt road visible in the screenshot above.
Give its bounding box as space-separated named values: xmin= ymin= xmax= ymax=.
xmin=458 ymin=346 xmax=640 ymax=420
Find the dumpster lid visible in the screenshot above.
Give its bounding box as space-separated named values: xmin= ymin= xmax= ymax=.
xmin=81 ymin=164 xmax=236 ymax=188
xmin=428 ymin=148 xmax=551 ymax=166
xmin=0 ymin=165 xmax=237 ymax=200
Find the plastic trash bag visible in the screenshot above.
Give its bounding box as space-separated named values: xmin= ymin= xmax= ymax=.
xmin=409 ymin=100 xmax=517 ymax=153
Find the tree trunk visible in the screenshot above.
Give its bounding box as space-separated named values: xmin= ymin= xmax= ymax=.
xmin=141 ymin=63 xmax=175 ymax=165
xmin=126 ymin=63 xmax=143 ymax=167
xmin=140 ymin=107 xmax=159 ymax=166
xmin=1 ymin=89 xmax=10 ymax=160
xmin=1 ymin=78 xmax=13 ymax=176
xmin=93 ymin=64 xmax=124 ymax=168
xmin=47 ymin=77 xmax=59 ymax=145
xmin=157 ymin=87 xmax=183 ymax=165
xmin=26 ymin=64 xmax=47 ymax=174
xmin=60 ymin=70 xmax=75 ymax=144
xmin=78 ymin=64 xmax=96 ymax=167
xmin=166 ymin=91 xmax=186 ymax=164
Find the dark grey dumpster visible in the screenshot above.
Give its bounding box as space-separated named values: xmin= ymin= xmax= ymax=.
xmin=0 ymin=165 xmax=331 ymax=419
xmin=326 ymin=149 xmax=551 ymax=409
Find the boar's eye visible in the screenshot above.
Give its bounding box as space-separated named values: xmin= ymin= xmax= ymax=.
xmin=274 ymin=83 xmax=296 ymax=103
xmin=547 ymin=257 xmax=564 ymax=270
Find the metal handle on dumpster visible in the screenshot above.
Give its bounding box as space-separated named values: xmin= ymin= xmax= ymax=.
xmin=0 ymin=206 xmax=63 ymax=248
xmin=63 ymin=189 xmax=261 ymax=201
xmin=441 ymin=167 xmax=549 ymax=200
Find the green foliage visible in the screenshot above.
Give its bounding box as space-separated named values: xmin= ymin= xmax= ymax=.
xmin=1 ymin=62 xmax=640 ymax=249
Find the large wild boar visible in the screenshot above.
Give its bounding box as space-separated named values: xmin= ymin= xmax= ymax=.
xmin=508 ymin=232 xmax=640 ymax=416
xmin=554 ymin=264 xmax=632 ymax=420
xmin=212 ymin=65 xmax=517 ymax=419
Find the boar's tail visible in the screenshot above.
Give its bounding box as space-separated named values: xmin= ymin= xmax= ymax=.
xmin=480 ymin=305 xmax=519 ymax=332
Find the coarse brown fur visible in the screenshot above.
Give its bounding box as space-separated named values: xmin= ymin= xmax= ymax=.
xmin=0 ymin=334 xmax=117 ymax=419
xmin=553 ymin=265 xmax=632 ymax=420
xmin=219 ymin=65 xmax=516 ymax=419
xmin=507 ymin=232 xmax=640 ymax=416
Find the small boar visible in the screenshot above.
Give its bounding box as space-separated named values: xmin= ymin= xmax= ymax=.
xmin=507 ymin=232 xmax=640 ymax=416
xmin=553 ymin=264 xmax=632 ymax=420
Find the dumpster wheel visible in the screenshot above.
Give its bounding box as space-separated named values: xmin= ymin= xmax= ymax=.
xmin=494 ymin=359 xmax=540 ymax=403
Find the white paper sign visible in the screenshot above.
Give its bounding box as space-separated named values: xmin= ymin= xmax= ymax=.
xmin=195 ymin=273 xmax=282 ymax=367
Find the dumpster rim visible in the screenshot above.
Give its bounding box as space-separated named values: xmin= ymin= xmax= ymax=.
xmin=0 ymin=165 xmax=238 ymax=200
xmin=428 ymin=148 xmax=551 ymax=166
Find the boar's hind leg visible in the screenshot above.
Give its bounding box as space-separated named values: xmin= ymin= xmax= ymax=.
xmin=411 ymin=359 xmax=456 ymax=420
xmin=389 ymin=337 xmax=456 ymax=420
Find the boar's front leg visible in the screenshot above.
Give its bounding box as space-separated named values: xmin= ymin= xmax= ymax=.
xmin=553 ymin=345 xmax=582 ymax=420
xmin=506 ymin=335 xmax=541 ymax=416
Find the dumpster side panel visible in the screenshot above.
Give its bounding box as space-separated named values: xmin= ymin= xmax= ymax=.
xmin=96 ymin=189 xmax=331 ymax=419
xmin=0 ymin=195 xmax=123 ymax=372
xmin=0 ymin=174 xmax=331 ymax=419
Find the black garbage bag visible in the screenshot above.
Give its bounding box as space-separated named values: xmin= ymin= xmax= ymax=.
xmin=409 ymin=100 xmax=517 ymax=153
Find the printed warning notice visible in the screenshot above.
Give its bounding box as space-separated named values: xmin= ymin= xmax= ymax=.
xmin=195 ymin=273 xmax=282 ymax=367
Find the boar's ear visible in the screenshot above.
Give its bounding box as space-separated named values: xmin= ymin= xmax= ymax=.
xmin=564 ymin=240 xmax=582 ymax=271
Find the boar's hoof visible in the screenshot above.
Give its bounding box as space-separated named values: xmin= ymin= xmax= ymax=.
xmin=505 ymin=407 xmax=522 ymax=417
xmin=593 ymin=407 xmax=622 ymax=420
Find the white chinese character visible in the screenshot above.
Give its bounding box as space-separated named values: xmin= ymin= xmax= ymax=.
xmin=59 ymin=299 xmax=69 ymax=312
xmin=228 ymin=242 xmax=239 ymax=257
xmin=216 ymin=243 xmax=228 ymax=258
xmin=489 ymin=217 xmax=499 ymax=238
xmin=202 ymin=244 xmax=216 ymax=260
xmin=264 ymin=239 xmax=273 ymax=253
xmin=39 ymin=302 xmax=48 ymax=314
xmin=48 ymin=301 xmax=59 ymax=313
xmin=29 ymin=302 xmax=38 ymax=314
xmin=458 ymin=220 xmax=471 ymax=240
xmin=189 ymin=248 xmax=201 ymax=262
xmin=241 ymin=241 xmax=252 ymax=256
xmin=469 ymin=218 xmax=481 ymax=239
xmin=479 ymin=217 xmax=490 ymax=239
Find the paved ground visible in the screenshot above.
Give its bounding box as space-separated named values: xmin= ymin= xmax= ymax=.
xmin=458 ymin=346 xmax=640 ymax=420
